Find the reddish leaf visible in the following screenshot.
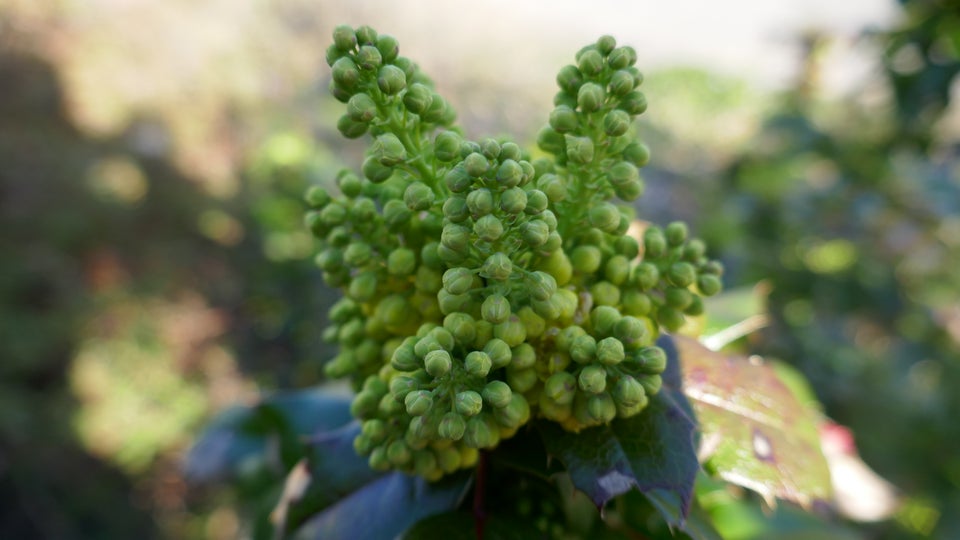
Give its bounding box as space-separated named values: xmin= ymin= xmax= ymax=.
xmin=675 ymin=335 xmax=832 ymax=509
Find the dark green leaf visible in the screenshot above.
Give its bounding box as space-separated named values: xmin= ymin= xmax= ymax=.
xmin=400 ymin=511 xmax=541 ymax=540
xmin=291 ymin=471 xmax=472 ymax=539
xmin=537 ymin=335 xmax=698 ymax=528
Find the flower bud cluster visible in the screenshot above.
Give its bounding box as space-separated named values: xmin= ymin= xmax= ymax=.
xmin=306 ymin=28 xmax=723 ymax=479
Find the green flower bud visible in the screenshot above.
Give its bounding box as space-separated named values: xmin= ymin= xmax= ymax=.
xmin=497 ymin=188 xmax=526 ymax=217
xmin=603 ymin=109 xmax=631 ymax=136
xmin=564 ymin=134 xmax=595 ymax=164
xmin=602 ymin=255 xmax=630 ymax=285
xmin=612 ymin=375 xmax=647 ymax=410
xmin=474 ymin=214 xmax=505 ymax=242
xmin=531 ymin=296 xmax=562 ymax=321
xmin=549 ymin=105 xmax=579 ymax=133
xmin=429 ymin=327 xmax=455 ymax=352
xmin=345 ymin=94 xmax=376 ymax=125
xmin=579 ymin=364 xmax=607 ymax=394
xmin=304 ymin=186 xmax=331 ymax=209
xmin=607 ymin=163 xmax=639 ymax=190
xmin=482 ymin=252 xmax=513 ymax=281
xmin=587 ymin=392 xmax=617 ymax=423
xmin=413 ymin=335 xmax=443 ymax=359
xmin=556 ymin=325 xmax=586 ymax=352
xmin=325 ymin=226 xmax=350 ymax=247
xmin=437 ymin=289 xmax=470 ymax=315
xmin=439 ymin=166 xmax=470 ymax=195
xmin=623 ymin=142 xmax=651 ymax=167
xmin=455 ymin=390 xmax=483 ymax=417
xmin=683 ymin=239 xmax=707 ymax=263
xmin=441 ymin=224 xmax=470 ymax=252
xmin=361 ymin=418 xmax=388 ymax=445
xmin=463 ymin=152 xmax=489 ymax=177
xmin=463 ymin=416 xmax=497 ymax=449
xmin=372 ymin=133 xmax=407 ymax=166
xmin=421 ymin=93 xmax=455 ymax=125
xmin=350 ymin=390 xmax=379 ymax=417
xmin=665 ymin=287 xmax=693 ymax=310
xmin=596 ymin=337 xmax=626 ymax=366
xmin=643 ymin=227 xmax=667 ymax=259
xmin=578 ymin=49 xmax=604 ymax=75
xmin=361 ymin=156 xmax=391 ymax=184
xmin=389 ymin=372 xmax=419 ymax=401
xmin=348 ymin=272 xmax=378 ymax=301
xmin=443 ymin=267 xmax=473 ymax=294
xmin=337 ymin=175 xmax=363 ymax=201
xmin=524 ymin=271 xmax=556 ymax=302
xmin=315 ymin=247 xmax=343 ymax=272
xmin=590 ymin=305 xmax=621 ymax=337
xmin=437 ymin=244 xmax=466 ymax=265
xmin=595 ymin=34 xmax=616 ymax=55
xmin=493 ymin=316 xmax=527 ymax=347
xmin=556 ymin=64 xmax=583 ymax=94
xmin=536 ymin=174 xmax=567 ymax=202
xmin=383 ymin=199 xmax=411 ymax=230
xmin=350 ymin=197 xmax=377 ymax=221
xmin=540 ymin=209 xmax=558 ymax=231
xmin=590 ymin=280 xmax=621 ymax=306
xmin=466 ymin=188 xmax=494 ymax=217
xmin=571 ymin=245 xmax=603 ymax=274
xmin=482 ymin=381 xmax=513 ymax=409
xmin=368 ymin=446 xmax=390 ymax=471
xmin=338 ymin=318 xmax=365 ymax=345
xmin=619 ymin=91 xmax=647 ymax=115
xmin=638 ymin=374 xmax=662 ymax=396
xmin=354 ymin=25 xmax=378 ymax=45
xmin=615 ymin=179 xmax=644 ymax=202
xmin=506 ymin=366 xmax=538 ymax=393
xmin=697 ymin=274 xmax=722 ymax=296
xmin=481 ymin=294 xmax=510 ymax=324
xmin=371 ymin=32 xmax=398 ymax=58
xmin=495 ymin=394 xmax=531 ymax=429
xmin=424 ymin=349 xmax=453 ymax=377
xmin=524 ymin=189 xmax=548 ymax=215
xmin=438 ymin=412 xmax=466 ymax=440
xmin=667 ymin=262 xmax=696 ymax=288
xmin=415 ymin=266 xmax=442 ymax=295
xmin=344 ymin=242 xmax=373 ymax=267
xmin=517 ymin=306 xmax=546 ymax=338
xmin=614 ymin=316 xmax=649 ymax=349
xmin=325 ymin=43 xmax=345 ymax=68
xmin=400 ymin=182 xmax=432 ymax=212
xmin=589 ymin=202 xmax=621 ymax=232
xmin=385 ymin=248 xmax=416 ymax=276
xmin=337 ymin=114 xmax=368 ymax=139
xmin=484 ymin=338 xmax=512 ymax=368
xmin=609 ymin=69 xmax=635 ymax=96
xmin=537 ymin=126 xmax=566 ymax=155
xmin=570 ymin=334 xmax=597 ymax=364
xmin=332 ymin=25 xmax=357 ymax=51
xmin=637 ymin=346 xmax=667 ymax=374
xmin=398 ymin=82 xmax=432 ymax=114
xmin=657 ymin=306 xmax=685 ymax=332
xmin=435 ymin=131 xmax=462 ymax=163
xmin=465 ymin=350 xmax=492 ymax=377
xmin=608 ymin=46 xmax=637 ymax=70
xmin=387 ymin=439 xmax=412 ymax=467
xmin=544 ymin=372 xmax=577 ymax=405
xmin=405 ymin=390 xmax=433 ymax=416
xmin=630 ymin=262 xmax=657 ymax=291
xmin=440 ymin=312 xmax=473 ymax=346
xmin=685 ymin=294 xmax=704 ymax=316
xmin=332 ymin=57 xmax=360 ymax=89
xmin=377 ymin=64 xmax=406 ymax=95
xmin=521 ymin=220 xmax=550 ymax=247
xmin=356 ymin=44 xmax=382 ymax=70
xmin=577 ymin=82 xmax=605 ymax=113
xmin=665 ymin=221 xmax=688 ymax=247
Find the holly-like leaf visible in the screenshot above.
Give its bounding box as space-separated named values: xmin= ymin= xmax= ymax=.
xmin=290 ymin=470 xmax=472 ymax=539
xmin=538 ymin=335 xmax=699 ymax=528
xmin=675 ymin=335 xmax=832 ymax=508
xmin=184 ymin=388 xmax=353 ymax=484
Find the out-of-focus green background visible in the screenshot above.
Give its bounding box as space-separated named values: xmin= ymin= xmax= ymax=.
xmin=1 ymin=0 xmax=957 ymax=538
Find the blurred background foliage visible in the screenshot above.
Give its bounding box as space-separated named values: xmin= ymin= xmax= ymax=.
xmin=0 ymin=0 xmax=958 ymax=538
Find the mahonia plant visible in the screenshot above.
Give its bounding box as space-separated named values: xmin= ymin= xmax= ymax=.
xmin=304 ymin=25 xmax=723 ymax=481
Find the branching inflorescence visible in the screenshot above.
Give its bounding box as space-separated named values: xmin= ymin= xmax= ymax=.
xmin=305 ymin=25 xmax=723 ymax=480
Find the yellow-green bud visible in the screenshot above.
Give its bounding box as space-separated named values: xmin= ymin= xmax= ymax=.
xmin=464 ymin=350 xmax=492 ymax=377
xmin=474 ymin=214 xmax=505 ymax=242
xmin=517 ymin=307 xmax=546 ymax=338
xmin=375 ymin=34 xmax=399 ymax=61
xmin=377 ymin=64 xmax=406 ymax=95
xmin=603 ymin=109 xmax=631 ymax=136
xmin=389 ymin=374 xmax=418 ymax=400
xmin=545 ymin=372 xmax=577 ymax=405
xmin=665 ymin=287 xmax=693 ymax=310
xmin=697 ymin=274 xmax=722 ymax=296
xmin=372 ymin=133 xmax=407 ymax=166
xmin=578 ymin=49 xmax=603 ymax=75
xmin=424 ymin=350 xmax=452 ymax=377
xmin=564 ymin=134 xmax=595 ymax=164
xmin=665 ymin=221 xmax=688 ymax=246
xmin=355 ymin=25 xmax=378 ymax=45
xmin=482 ymin=381 xmax=513 ymax=409
xmin=464 ymin=416 xmax=498 ymax=449
xmin=464 ymin=152 xmax=489 ymax=177
xmin=337 ymin=114 xmax=368 ymax=139
xmin=587 ymin=392 xmax=617 ymax=423
xmin=499 ymin=187 xmax=527 ymax=214
xmin=612 ymin=375 xmax=647 ymax=410
xmin=638 ymin=374 xmax=662 ymax=396
xmin=442 ymin=267 xmax=474 ymax=295
xmin=482 ymin=294 xmax=511 ymax=324
xmin=386 ymin=248 xmax=416 ymax=276
xmin=435 ymin=131 xmax=462 ymax=163
xmin=525 ymin=189 xmax=548 ymax=214
xmin=549 ymin=105 xmax=579 ymax=133
xmin=484 ymin=338 xmax=512 ymax=368
xmin=455 ymin=391 xmax=483 ymax=417
xmin=521 ymin=220 xmax=550 ymax=247
xmin=590 ymin=281 xmax=621 ymax=307
xmin=556 ymin=64 xmax=583 ymax=93
xmin=609 ymin=69 xmax=635 ymax=96
xmin=570 ymin=334 xmax=597 ymax=364
xmin=596 ymin=337 xmax=626 ymax=366
xmin=536 ymin=126 xmax=565 ymax=155
xmin=441 ymin=224 xmax=471 ymax=252
xmin=356 ymin=44 xmax=382 ymax=70
xmin=387 ymin=439 xmax=412 ymax=466
xmin=526 ymin=271 xmax=557 ymax=301
xmin=571 ymin=245 xmax=602 ymax=274
xmin=494 ymin=316 xmax=527 ymax=347
xmin=657 ymin=307 xmax=685 ymax=332
xmin=332 ymin=57 xmax=360 ymax=89
xmin=577 ymin=82 xmax=605 ymax=113
xmin=438 ymin=412 xmax=466 ymax=440
xmin=589 ymin=202 xmax=621 ymax=232
xmin=623 ymin=142 xmax=651 ymax=167
xmin=667 ymin=262 xmax=696 ymax=288
xmin=466 ymin=188 xmax=494 ymax=217
xmin=506 ymin=366 xmax=538 ymax=393
xmin=332 ymin=25 xmax=357 ymax=51
xmin=537 ymin=174 xmax=567 ymax=202
xmin=637 ymin=346 xmax=667 ymax=374
xmin=590 ymin=305 xmax=622 ymax=337
xmin=495 ymin=394 xmax=530 ymax=429
xmin=405 ymin=390 xmax=433 ymax=416
xmin=619 ymin=91 xmax=647 ymax=115
xmin=496 ymin=159 xmax=523 ymax=187
xmin=608 ymin=46 xmax=637 ymax=70
xmin=579 ymin=364 xmax=607 ymax=394
xmin=482 ymin=252 xmax=513 ymax=281
xmin=643 ymin=228 xmax=667 ymax=259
